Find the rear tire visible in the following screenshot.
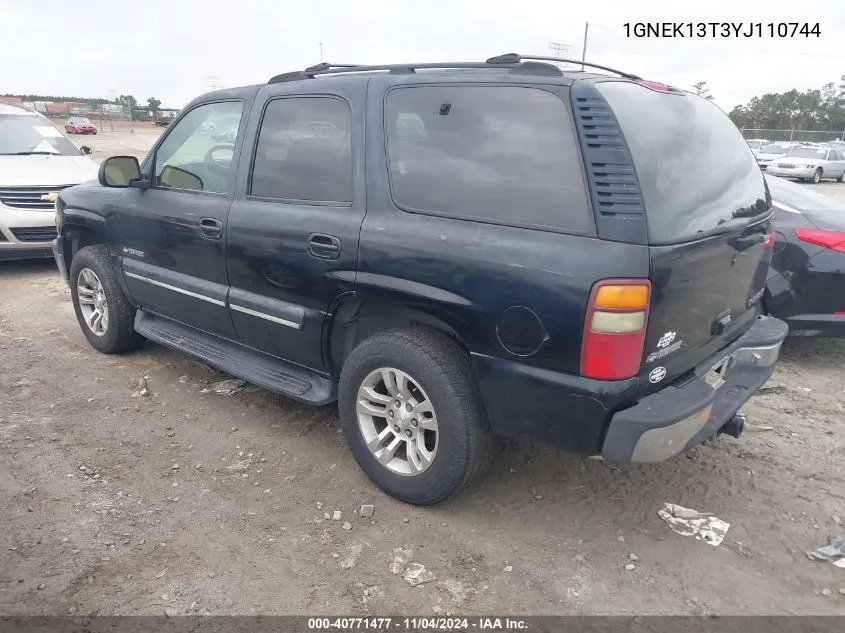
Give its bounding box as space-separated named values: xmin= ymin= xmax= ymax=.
xmin=338 ymin=328 xmax=495 ymax=505
xmin=69 ymin=245 xmax=145 ymax=354
xmin=837 ymin=170 xmax=845 ymax=183
xmin=812 ymin=168 xmax=822 ymax=184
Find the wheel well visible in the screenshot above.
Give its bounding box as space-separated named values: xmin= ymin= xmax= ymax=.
xmin=64 ymin=225 xmax=106 ymax=271
xmin=327 ymin=298 xmax=467 ymax=376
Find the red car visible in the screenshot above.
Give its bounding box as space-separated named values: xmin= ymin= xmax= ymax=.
xmin=65 ymin=116 xmax=97 ymax=135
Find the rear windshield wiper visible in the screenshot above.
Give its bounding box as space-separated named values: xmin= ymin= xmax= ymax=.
xmin=0 ymin=151 xmax=61 ymax=156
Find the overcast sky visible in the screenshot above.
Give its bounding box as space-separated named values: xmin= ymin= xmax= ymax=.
xmin=2 ymin=0 xmax=843 ymax=112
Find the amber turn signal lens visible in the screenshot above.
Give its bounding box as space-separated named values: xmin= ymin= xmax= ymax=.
xmin=594 ymin=284 xmax=650 ymax=310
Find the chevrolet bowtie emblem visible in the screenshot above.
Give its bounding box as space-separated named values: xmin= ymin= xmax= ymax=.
xmin=40 ymin=192 xmax=59 ymax=203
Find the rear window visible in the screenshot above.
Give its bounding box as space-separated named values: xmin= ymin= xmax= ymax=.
xmin=762 ymin=143 xmax=792 ymax=154
xmin=596 ymin=81 xmax=767 ymax=243
xmin=384 ymin=85 xmax=593 ymax=233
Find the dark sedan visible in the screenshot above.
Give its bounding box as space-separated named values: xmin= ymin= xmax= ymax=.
xmin=765 ymin=175 xmax=845 ymax=337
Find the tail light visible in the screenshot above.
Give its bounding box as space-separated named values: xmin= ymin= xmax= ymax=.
xmin=794 ymin=228 xmax=845 ymax=252
xmin=580 ymin=279 xmax=651 ymax=380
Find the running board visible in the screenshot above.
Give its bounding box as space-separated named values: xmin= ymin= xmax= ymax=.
xmin=134 ymin=310 xmax=336 ymax=405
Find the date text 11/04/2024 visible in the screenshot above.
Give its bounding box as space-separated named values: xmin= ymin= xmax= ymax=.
xmin=624 ymin=22 xmax=821 ymax=38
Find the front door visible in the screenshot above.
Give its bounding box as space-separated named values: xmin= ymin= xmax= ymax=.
xmin=114 ymin=100 xmax=246 ymax=338
xmin=226 ymin=82 xmax=366 ymax=372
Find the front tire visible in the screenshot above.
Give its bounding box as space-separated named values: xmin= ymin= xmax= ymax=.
xmin=338 ymin=328 xmax=494 ymax=505
xmin=69 ymin=245 xmax=145 ymax=354
xmin=812 ymin=168 xmax=822 ymax=184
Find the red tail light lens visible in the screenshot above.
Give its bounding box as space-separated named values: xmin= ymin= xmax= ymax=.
xmin=794 ymin=228 xmax=845 ymax=252
xmin=580 ymin=279 xmax=651 ymax=380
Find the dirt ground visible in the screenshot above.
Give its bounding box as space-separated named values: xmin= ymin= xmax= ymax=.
xmin=1 ymin=128 xmax=845 ymax=617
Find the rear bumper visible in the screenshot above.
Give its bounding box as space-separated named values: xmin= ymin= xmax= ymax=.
xmin=601 ymin=315 xmax=788 ymax=463
xmin=786 ymin=313 xmax=845 ymax=338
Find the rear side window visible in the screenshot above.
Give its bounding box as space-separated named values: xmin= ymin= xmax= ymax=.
xmin=250 ymin=97 xmax=352 ymax=204
xmin=384 ymin=86 xmax=592 ymax=233
xmin=596 ymin=81 xmax=767 ymax=244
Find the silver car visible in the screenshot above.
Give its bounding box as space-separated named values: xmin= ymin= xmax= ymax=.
xmin=766 ymin=146 xmax=845 ymax=183
xmin=755 ymin=142 xmax=797 ymax=170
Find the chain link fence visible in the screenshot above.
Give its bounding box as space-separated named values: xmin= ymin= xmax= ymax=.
xmin=740 ymin=128 xmax=845 ymax=143
xmin=24 ymin=100 xmax=178 ymax=135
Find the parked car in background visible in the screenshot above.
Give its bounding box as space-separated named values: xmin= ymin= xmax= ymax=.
xmin=765 ymin=146 xmax=845 ymax=184
xmin=52 ymin=55 xmax=787 ymax=504
xmin=745 ymin=138 xmax=770 ymax=156
xmin=756 ymin=142 xmax=797 ymax=170
xmin=764 ymin=175 xmax=845 ymax=337
xmin=0 ymin=103 xmax=98 ymax=261
xmin=65 ymin=116 xmax=98 ymax=135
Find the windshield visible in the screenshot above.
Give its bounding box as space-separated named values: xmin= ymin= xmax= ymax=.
xmin=747 ymin=140 xmax=763 ymax=149
xmin=786 ymin=147 xmax=828 ymax=159
xmin=762 ymin=143 xmax=792 ymax=154
xmin=0 ymin=113 xmax=80 ymax=156
xmin=766 ymin=175 xmax=845 ymax=223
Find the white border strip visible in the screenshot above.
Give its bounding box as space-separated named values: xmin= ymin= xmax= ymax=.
xmin=230 ymin=304 xmax=301 ymax=330
xmin=124 ymin=271 xmax=226 ymax=307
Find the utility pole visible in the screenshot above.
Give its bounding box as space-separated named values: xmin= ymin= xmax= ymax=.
xmin=320 ymin=42 xmax=323 ymax=62
xmin=581 ymin=22 xmax=589 ymax=70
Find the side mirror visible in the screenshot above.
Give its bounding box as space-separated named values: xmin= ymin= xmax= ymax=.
xmin=158 ymin=165 xmax=203 ymax=191
xmin=80 ymin=145 xmax=93 ymax=155
xmin=98 ymin=156 xmax=141 ymax=188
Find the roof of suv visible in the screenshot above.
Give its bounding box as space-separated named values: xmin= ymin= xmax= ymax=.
xmin=190 ymin=54 xmax=651 ymax=106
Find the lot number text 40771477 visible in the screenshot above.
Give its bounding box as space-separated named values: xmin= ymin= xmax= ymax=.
xmin=624 ymin=22 xmax=821 ymax=38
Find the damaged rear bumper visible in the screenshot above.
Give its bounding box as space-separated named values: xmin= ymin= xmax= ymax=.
xmin=602 ymin=315 xmax=788 ymax=463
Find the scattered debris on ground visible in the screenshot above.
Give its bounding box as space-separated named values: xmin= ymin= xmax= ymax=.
xmin=403 ymin=563 xmax=435 ymax=587
xmin=132 ymin=375 xmax=150 ymax=397
xmin=807 ymin=538 xmax=845 ymax=568
xmin=658 ymin=503 xmax=730 ymax=546
xmin=200 ymin=379 xmax=246 ymax=395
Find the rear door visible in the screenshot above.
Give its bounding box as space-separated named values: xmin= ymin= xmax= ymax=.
xmin=226 ymin=81 xmax=365 ymax=372
xmin=594 ymin=80 xmax=773 ymax=385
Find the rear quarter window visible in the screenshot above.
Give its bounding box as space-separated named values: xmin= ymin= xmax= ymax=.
xmin=596 ymin=81 xmax=767 ymax=244
xmin=384 ymin=85 xmax=593 ymax=234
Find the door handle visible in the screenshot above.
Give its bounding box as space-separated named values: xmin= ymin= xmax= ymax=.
xmin=307 ymin=233 xmax=341 ymax=260
xmin=199 ymin=217 xmax=223 ymax=240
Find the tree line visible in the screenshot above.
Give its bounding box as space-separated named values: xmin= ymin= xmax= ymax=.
xmin=693 ymin=77 xmax=845 ymax=132
xmin=1 ymin=93 xmax=162 ymax=111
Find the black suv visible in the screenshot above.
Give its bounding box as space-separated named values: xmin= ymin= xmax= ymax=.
xmin=52 ymin=55 xmax=788 ymax=505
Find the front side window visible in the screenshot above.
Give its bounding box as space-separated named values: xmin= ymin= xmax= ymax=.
xmin=154 ymin=101 xmax=243 ymax=194
xmin=250 ymin=97 xmax=352 ymax=204
xmin=384 ymin=85 xmax=592 ymax=232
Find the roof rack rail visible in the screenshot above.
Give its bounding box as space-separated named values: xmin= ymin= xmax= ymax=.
xmin=266 ymin=53 xmax=634 ymax=85
xmin=268 ymin=61 xmax=562 ymax=84
xmin=486 ymin=53 xmax=641 ymax=80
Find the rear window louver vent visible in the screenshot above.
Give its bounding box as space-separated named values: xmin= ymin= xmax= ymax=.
xmin=574 ymin=96 xmax=644 ymax=218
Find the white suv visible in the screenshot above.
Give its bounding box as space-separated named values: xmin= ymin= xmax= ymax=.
xmin=0 ymin=103 xmax=99 ymax=261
